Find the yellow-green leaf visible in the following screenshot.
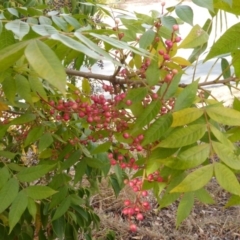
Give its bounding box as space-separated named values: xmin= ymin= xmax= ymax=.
xmin=178 ymin=24 xmax=209 ymax=49
xmin=206 ymin=106 xmax=240 ymax=126
xmin=25 ymin=40 xmax=66 ymax=93
xmin=214 ymin=162 xmax=240 ymax=196
xmin=171 ymin=164 xmax=213 ymax=192
xmin=157 ymin=124 xmax=206 ymax=148
xmin=172 ymin=56 xmax=192 ymax=66
xmin=172 ymin=108 xmax=203 ymax=127
xmin=25 ymin=186 xmax=57 ymax=200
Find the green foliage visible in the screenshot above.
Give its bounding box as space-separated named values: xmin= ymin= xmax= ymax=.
xmin=1 ymin=0 xmax=240 ymax=237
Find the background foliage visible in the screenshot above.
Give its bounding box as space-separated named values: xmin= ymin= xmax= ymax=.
xmin=1 ymin=0 xmax=240 ymax=239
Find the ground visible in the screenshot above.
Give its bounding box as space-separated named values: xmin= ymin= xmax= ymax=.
xmin=89 ymin=178 xmax=240 ymax=240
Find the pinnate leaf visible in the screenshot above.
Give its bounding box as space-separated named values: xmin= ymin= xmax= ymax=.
xmin=171 ymin=164 xmax=213 ymax=192
xmin=175 ymin=5 xmax=193 ymax=25
xmin=52 ymin=196 xmax=71 ymax=221
xmin=25 ymin=40 xmax=66 ymax=93
xmin=205 ymin=23 xmax=240 ymax=61
xmin=25 ymin=186 xmax=57 ymax=200
xmin=176 ymin=192 xmax=194 ymax=227
xmin=9 ymin=191 xmax=28 ymax=233
xmin=172 ymin=108 xmax=203 ymax=127
xmin=0 ymin=178 xmax=19 ymax=213
xmin=212 ymin=141 xmax=240 ymax=170
xmin=178 ymin=25 xmax=208 ymax=49
xmin=17 ymin=164 xmax=56 ymax=182
xmin=142 ymin=113 xmax=172 ymax=146
xmin=157 ymin=124 xmax=206 ymax=148
xmin=206 ymin=106 xmax=240 ymax=126
xmin=214 ymin=162 xmax=240 ymax=196
xmin=173 ymin=81 xmax=198 ymax=111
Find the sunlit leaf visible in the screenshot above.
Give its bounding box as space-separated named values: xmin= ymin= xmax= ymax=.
xmin=156 ymin=124 xmax=206 ymax=148
xmin=5 ymin=20 xmax=30 ymax=40
xmin=171 ymin=164 xmax=213 ymax=192
xmin=205 ymin=23 xmax=240 ymax=61
xmin=25 ymin=40 xmax=66 ymax=93
xmin=214 ymin=162 xmax=240 ymax=196
xmin=178 ymin=25 xmax=208 ymax=49
xmin=175 ymin=5 xmax=193 ymax=25
xmin=172 ymin=108 xmax=203 ymax=127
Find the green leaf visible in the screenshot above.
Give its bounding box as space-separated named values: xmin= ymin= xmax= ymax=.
xmin=90 ymin=33 xmax=150 ymax=57
xmin=63 ymin=15 xmax=81 ymax=29
xmin=0 ymin=167 xmax=10 ymax=189
xmin=9 ymin=113 xmax=36 ymax=125
xmin=0 ymin=151 xmax=17 ymax=159
xmin=176 ymin=192 xmax=194 ymax=227
xmin=52 ymin=216 xmax=66 ymax=240
xmin=139 ymin=29 xmax=155 ymax=49
xmin=24 ymin=126 xmax=44 ymax=147
xmin=221 ymin=58 xmax=231 ymax=79
xmin=29 ymin=76 xmax=48 ymax=101
xmin=161 ymin=16 xmax=177 ymax=30
xmin=91 ymin=142 xmax=111 ymax=154
xmin=15 ymin=75 xmax=32 ymax=104
xmin=0 ymin=41 xmax=28 ymax=72
xmin=60 ymin=150 xmax=81 ymax=170
xmin=74 ymin=161 xmax=87 ymax=184
xmin=51 ymin=34 xmax=102 ymax=60
xmin=225 ymin=194 xmax=240 ymax=208
xmin=74 ymin=32 xmax=118 ymax=64
xmin=205 ymin=23 xmax=240 ymax=61
xmin=52 ymin=196 xmax=71 ymax=221
xmin=214 ymin=162 xmax=240 ymax=196
xmin=175 ymin=5 xmax=193 ymax=25
xmin=49 ymin=186 xmax=68 ymax=210
xmin=109 ymin=174 xmax=122 ymax=197
xmin=206 ymin=106 xmax=240 ymax=126
xmin=192 ymin=0 xmax=214 ymax=12
xmin=2 ymin=76 xmax=16 ymax=104
xmin=25 ymin=40 xmax=66 ymax=93
xmin=9 ymin=191 xmax=28 ymax=233
xmin=146 ymin=59 xmax=160 ymax=86
xmin=52 ymin=16 xmax=68 ymax=32
xmin=165 ymin=144 xmax=210 ymax=170
xmin=39 ymin=16 xmax=52 ymax=25
xmin=214 ymin=0 xmax=240 ymax=14
xmin=28 ymin=198 xmax=37 ymax=221
xmin=133 ymin=100 xmax=161 ymax=131
xmin=171 ymin=164 xmax=213 ymax=192
xmin=173 ymin=81 xmax=198 ymax=111
xmin=25 ymin=186 xmax=57 ymax=200
xmin=157 ymin=124 xmax=206 ymax=148
xmin=82 ymin=78 xmax=91 ymax=95
xmin=38 ymin=133 xmax=53 ymax=152
xmin=232 ymin=50 xmax=240 ymax=78
xmin=32 ymin=25 xmax=58 ymax=36
xmin=125 ymin=87 xmax=148 ymax=103
xmin=212 ymin=141 xmax=240 ymax=170
xmin=178 ymin=25 xmax=208 ymax=49
xmin=0 ymin=178 xmax=19 ymax=214
xmin=5 ymin=20 xmax=30 ymax=40
xmin=233 ymin=97 xmax=240 ymax=112
xmin=210 ymin=125 xmax=233 ymax=149
xmin=142 ymin=113 xmax=173 ymax=146
xmin=172 ymin=108 xmax=203 ymax=127
xmin=194 ymin=188 xmax=215 ymax=204
xmin=17 ymin=164 xmax=56 ymax=182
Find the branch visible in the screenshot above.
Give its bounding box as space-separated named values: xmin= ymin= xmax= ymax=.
xmin=65 ymin=68 xmax=239 ymax=88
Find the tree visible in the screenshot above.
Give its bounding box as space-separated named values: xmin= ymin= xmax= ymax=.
xmin=1 ymin=0 xmax=240 ymax=239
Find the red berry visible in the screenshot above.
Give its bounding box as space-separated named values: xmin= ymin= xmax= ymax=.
xmin=158 ymin=49 xmax=164 ymax=55
xmin=126 ymin=100 xmax=132 ymax=106
xmin=123 ymin=132 xmax=130 ymax=139
xmin=175 ymin=36 xmax=182 ymax=43
xmin=136 ymin=213 xmax=144 ymax=221
xmin=163 ymin=54 xmax=170 ymax=60
xmin=141 ymin=190 xmax=148 ymax=197
xmin=172 ymin=24 xmax=179 ymax=31
xmin=124 ymin=199 xmax=131 ymax=206
xmin=129 ymin=224 xmax=137 ymax=232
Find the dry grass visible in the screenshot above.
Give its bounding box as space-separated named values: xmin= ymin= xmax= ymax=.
xmin=89 ymin=178 xmax=240 ymax=240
